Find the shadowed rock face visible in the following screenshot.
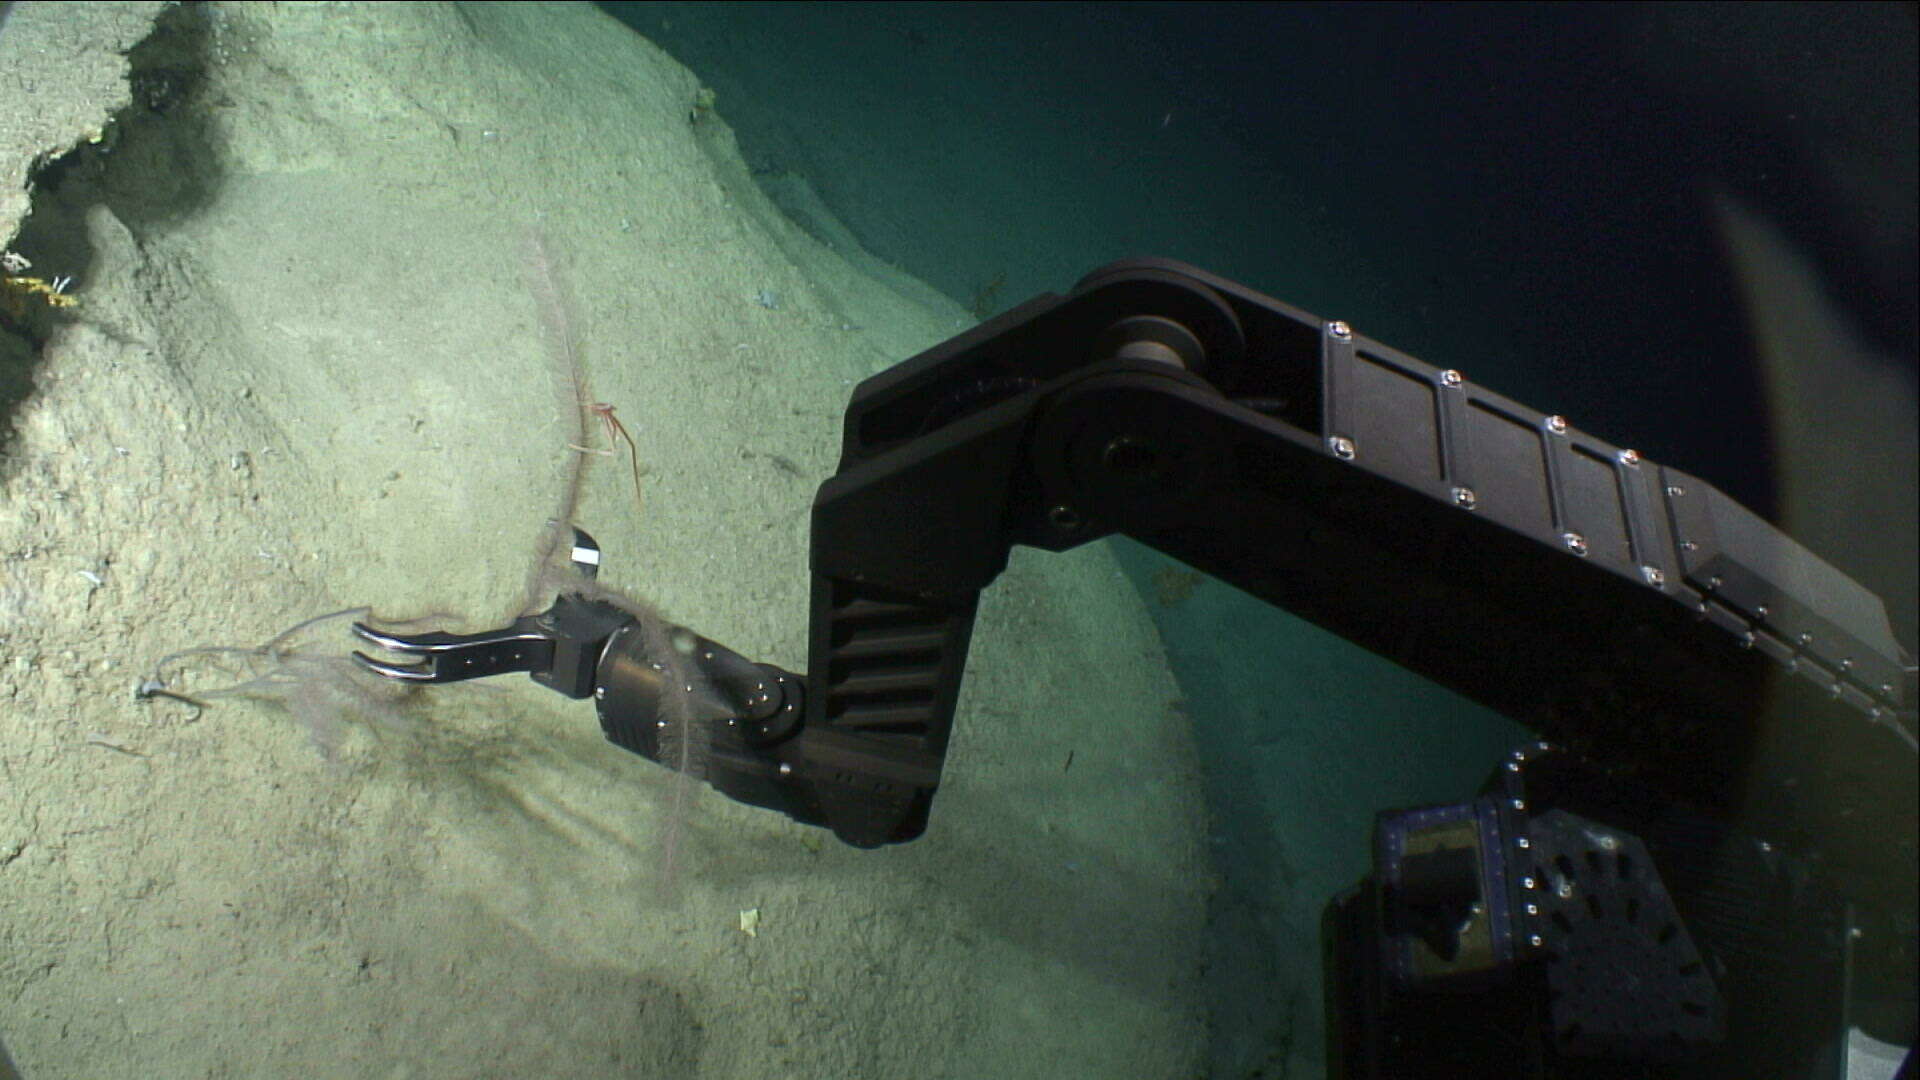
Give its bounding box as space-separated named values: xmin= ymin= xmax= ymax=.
xmin=0 ymin=2 xmax=169 ymax=246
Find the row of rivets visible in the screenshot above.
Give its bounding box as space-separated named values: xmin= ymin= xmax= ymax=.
xmin=1319 ymin=327 xmax=1668 ymax=589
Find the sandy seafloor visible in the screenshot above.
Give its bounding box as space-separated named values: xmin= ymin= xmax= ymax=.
xmin=0 ymin=4 xmax=1209 ymax=1077
xmin=3 ymin=4 xmax=1914 ymax=1080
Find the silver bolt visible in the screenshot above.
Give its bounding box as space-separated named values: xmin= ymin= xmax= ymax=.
xmin=1883 ymin=683 xmax=1896 ymax=696
xmin=777 ymin=762 xmax=793 ymax=777
xmin=1758 ymin=840 xmax=1772 ymax=853
xmin=1641 ymin=565 xmax=1665 ymax=587
xmin=1597 ymin=834 xmax=1617 ymax=851
xmin=1563 ymin=532 xmax=1588 ymax=557
xmin=1530 ymin=934 xmax=1544 ymax=947
xmin=1522 ymin=876 xmax=1537 ymax=890
xmin=1680 ymin=540 xmax=1698 ymax=551
xmin=1329 ymin=435 xmax=1356 ymax=460
xmin=1667 ymin=485 xmax=1687 ymax=498
xmin=1328 ymin=320 xmax=1352 ymax=340
xmin=1799 ymin=632 xmax=1814 ymax=646
xmin=1617 ymin=448 xmax=1641 ymax=466
xmin=1440 ymin=369 xmax=1463 ymax=388
xmin=1708 ymin=574 xmax=1723 ymax=590
xmin=1740 ymin=632 xmax=1755 ymax=649
xmin=1557 ymin=879 xmax=1574 ymax=898
xmin=1517 ymin=837 xmax=1531 ymax=849
xmin=1511 ymin=798 xmax=1526 ymax=811
xmin=1756 ymin=604 xmax=1770 ymax=618
xmin=1525 ymin=903 xmax=1539 ymax=916
xmin=1546 ymin=415 xmax=1568 ymax=434
xmin=1840 ymin=658 xmax=1854 ymax=671
xmin=1452 ymin=486 xmax=1478 ymax=510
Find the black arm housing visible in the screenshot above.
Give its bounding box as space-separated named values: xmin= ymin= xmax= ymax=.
xmin=788 ymin=258 xmax=1912 ymax=910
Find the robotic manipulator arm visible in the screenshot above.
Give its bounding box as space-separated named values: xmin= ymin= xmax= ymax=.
xmin=353 ymin=259 xmax=1917 ymax=1075
xmin=351 ymin=257 xmax=1915 ymax=874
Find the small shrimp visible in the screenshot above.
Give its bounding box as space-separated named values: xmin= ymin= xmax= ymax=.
xmin=588 ymin=402 xmax=645 ymax=521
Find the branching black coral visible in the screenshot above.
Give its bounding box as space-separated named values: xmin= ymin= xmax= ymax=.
xmin=139 ymin=607 xmax=431 ymax=756
xmin=539 ymin=569 xmax=719 ymax=891
xmin=139 ymin=225 xmax=702 ymax=892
